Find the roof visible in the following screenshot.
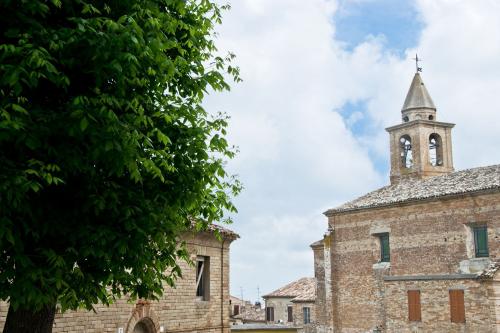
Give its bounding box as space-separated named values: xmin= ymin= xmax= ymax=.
xmin=263 ymin=277 xmax=316 ymax=302
xmin=402 ymin=72 xmax=436 ymax=111
xmin=310 ymin=239 xmax=324 ymax=248
xmin=325 ymin=164 xmax=500 ymax=215
xmin=189 ymin=220 xmax=239 ymax=240
xmin=477 ymin=261 xmax=500 ymax=280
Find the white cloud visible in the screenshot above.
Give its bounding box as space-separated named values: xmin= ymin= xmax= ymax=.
xmin=205 ymin=0 xmax=500 ymax=302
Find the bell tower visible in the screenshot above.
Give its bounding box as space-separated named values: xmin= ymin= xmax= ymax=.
xmin=386 ymin=70 xmax=455 ymax=184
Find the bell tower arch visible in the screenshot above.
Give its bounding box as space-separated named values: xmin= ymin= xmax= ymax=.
xmin=386 ymin=71 xmax=455 ymax=184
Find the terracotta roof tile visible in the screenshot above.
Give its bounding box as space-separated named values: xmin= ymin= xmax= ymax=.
xmin=263 ymin=277 xmax=316 ymax=302
xmin=325 ymin=164 xmax=500 ymax=215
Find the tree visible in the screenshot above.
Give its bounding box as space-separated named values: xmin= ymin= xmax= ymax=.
xmin=0 ymin=1 xmax=241 ymax=332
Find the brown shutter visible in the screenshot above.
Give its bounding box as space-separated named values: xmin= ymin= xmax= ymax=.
xmin=407 ymin=290 xmax=421 ymax=321
xmin=449 ymin=290 xmax=465 ymax=323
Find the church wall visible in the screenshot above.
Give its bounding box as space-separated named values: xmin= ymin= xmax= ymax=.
xmin=0 ymin=232 xmax=235 ymax=333
xmin=327 ymin=190 xmax=500 ymax=333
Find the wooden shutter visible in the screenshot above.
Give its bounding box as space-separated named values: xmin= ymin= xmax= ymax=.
xmin=287 ymin=306 xmax=293 ymax=322
xmin=449 ymin=290 xmax=465 ymax=323
xmin=407 ymin=290 xmax=421 ymax=321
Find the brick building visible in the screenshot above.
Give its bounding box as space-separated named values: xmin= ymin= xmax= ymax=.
xmin=313 ymin=72 xmax=500 ymax=333
xmin=0 ymin=225 xmax=238 ymax=333
xmin=263 ymin=277 xmax=316 ymax=332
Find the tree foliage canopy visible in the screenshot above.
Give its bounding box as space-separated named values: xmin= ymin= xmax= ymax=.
xmin=0 ymin=0 xmax=240 ymax=312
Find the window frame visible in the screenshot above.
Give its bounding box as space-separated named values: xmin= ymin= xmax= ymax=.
xmin=379 ymin=233 xmax=390 ymax=262
xmin=266 ymin=306 xmax=274 ymax=322
xmin=303 ymin=307 xmax=311 ymax=324
xmin=287 ymin=305 xmax=293 ymax=322
xmin=407 ymin=290 xmax=421 ymax=322
xmin=196 ymin=256 xmax=210 ymax=301
xmin=473 ymin=225 xmax=489 ymax=258
xmin=449 ymin=289 xmax=466 ymax=323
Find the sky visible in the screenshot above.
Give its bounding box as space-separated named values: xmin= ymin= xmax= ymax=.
xmin=204 ymin=0 xmax=500 ymax=303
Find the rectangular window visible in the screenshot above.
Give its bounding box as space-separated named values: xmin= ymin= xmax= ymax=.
xmin=303 ymin=307 xmax=311 ymax=324
xmin=234 ymin=305 xmax=240 ymax=316
xmin=266 ymin=307 xmax=274 ymax=322
xmin=287 ymin=306 xmax=293 ymax=322
xmin=449 ymin=290 xmax=465 ymax=323
xmin=196 ymin=256 xmax=210 ymax=301
xmin=379 ymin=233 xmax=390 ymax=262
xmin=407 ymin=290 xmax=421 ymax=322
xmin=473 ymin=226 xmax=489 ymax=257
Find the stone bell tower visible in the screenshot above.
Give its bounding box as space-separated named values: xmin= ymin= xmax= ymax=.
xmin=386 ymin=71 xmax=455 ymax=184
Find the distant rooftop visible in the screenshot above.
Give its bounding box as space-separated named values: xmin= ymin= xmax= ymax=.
xmin=263 ymin=277 xmax=316 ymax=302
xmin=325 ymin=164 xmax=500 ymax=215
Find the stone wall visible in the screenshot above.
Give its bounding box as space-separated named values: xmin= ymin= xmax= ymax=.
xmin=0 ymin=231 xmax=236 ymax=333
xmin=325 ymin=190 xmax=500 ymax=333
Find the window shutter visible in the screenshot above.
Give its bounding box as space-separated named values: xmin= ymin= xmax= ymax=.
xmin=287 ymin=306 xmax=293 ymax=322
xmin=449 ymin=290 xmax=465 ymax=323
xmin=407 ymin=290 xmax=421 ymax=321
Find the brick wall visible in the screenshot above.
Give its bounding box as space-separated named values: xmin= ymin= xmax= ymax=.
xmin=0 ymin=231 xmax=236 ymax=333
xmin=325 ymin=190 xmax=500 ymax=333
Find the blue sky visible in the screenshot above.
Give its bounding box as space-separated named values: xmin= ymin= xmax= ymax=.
xmin=334 ymin=0 xmax=423 ymax=54
xmin=206 ymin=0 xmax=500 ymax=304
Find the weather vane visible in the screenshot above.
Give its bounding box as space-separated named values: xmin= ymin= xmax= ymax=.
xmin=413 ymin=53 xmax=423 ymax=73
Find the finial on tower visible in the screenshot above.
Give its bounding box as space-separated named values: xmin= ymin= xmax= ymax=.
xmin=412 ymin=53 xmax=422 ymax=73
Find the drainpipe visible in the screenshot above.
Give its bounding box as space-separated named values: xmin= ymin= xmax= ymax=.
xmin=221 ymin=239 xmax=225 ymax=333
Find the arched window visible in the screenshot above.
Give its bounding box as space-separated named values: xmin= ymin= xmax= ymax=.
xmin=399 ymin=135 xmax=412 ymax=168
xmin=429 ymin=133 xmax=443 ymax=166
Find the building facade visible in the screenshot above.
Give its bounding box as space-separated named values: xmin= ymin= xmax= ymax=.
xmin=314 ymin=72 xmax=500 ymax=333
xmin=263 ymin=277 xmax=316 ymax=332
xmin=0 ymin=226 xmax=238 ymax=333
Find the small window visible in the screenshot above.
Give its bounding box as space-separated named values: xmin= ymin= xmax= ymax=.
xmin=266 ymin=307 xmax=274 ymax=322
xmin=196 ymin=256 xmax=210 ymax=300
xmin=449 ymin=290 xmax=465 ymax=323
xmin=407 ymin=290 xmax=421 ymax=322
xmin=428 ymin=115 xmax=434 ymax=120
xmin=303 ymin=307 xmax=311 ymax=324
xmin=287 ymin=306 xmax=293 ymax=322
xmin=403 ymin=116 xmax=409 ymax=122
xmin=473 ymin=226 xmax=489 ymax=257
xmin=379 ymin=233 xmax=390 ymax=262
xmin=234 ymin=304 xmax=240 ymax=316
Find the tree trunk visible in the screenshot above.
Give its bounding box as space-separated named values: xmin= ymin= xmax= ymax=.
xmin=3 ymin=303 xmax=56 ymax=333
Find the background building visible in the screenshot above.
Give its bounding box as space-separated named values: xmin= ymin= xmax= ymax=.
xmin=262 ymin=277 xmax=316 ymax=333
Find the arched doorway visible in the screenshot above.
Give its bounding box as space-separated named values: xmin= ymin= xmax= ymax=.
xmin=132 ymin=318 xmax=156 ymax=333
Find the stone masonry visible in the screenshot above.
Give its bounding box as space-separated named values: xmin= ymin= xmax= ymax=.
xmin=314 ymin=72 xmax=500 ymax=333
xmin=0 ymin=227 xmax=238 ymax=333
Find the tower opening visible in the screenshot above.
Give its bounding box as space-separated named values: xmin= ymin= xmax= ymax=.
xmin=429 ymin=133 xmax=443 ymax=166
xmin=399 ymin=135 xmax=413 ymax=168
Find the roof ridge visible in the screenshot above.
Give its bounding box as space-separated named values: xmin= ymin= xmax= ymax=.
xmin=325 ymin=164 xmax=500 ymax=215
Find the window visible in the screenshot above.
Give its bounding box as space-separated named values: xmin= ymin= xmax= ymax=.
xmin=379 ymin=233 xmax=390 ymax=262
xmin=399 ymin=135 xmax=413 ymax=168
xmin=429 ymin=133 xmax=443 ymax=166
xmin=407 ymin=290 xmax=421 ymax=322
xmin=234 ymin=305 xmax=240 ymax=316
xmin=473 ymin=226 xmax=489 ymax=257
xmin=287 ymin=306 xmax=293 ymax=322
xmin=303 ymin=307 xmax=311 ymax=324
xmin=266 ymin=307 xmax=274 ymax=322
xmin=449 ymin=290 xmax=465 ymax=323
xmin=196 ymin=256 xmax=210 ymax=300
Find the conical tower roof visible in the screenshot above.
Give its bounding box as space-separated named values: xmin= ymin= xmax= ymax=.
xmin=401 ymin=72 xmax=436 ymax=111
